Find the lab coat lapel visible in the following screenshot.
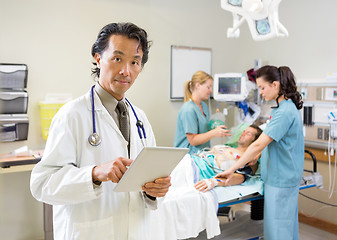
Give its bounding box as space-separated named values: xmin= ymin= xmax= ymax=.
xmin=85 ymin=89 xmax=125 ymax=138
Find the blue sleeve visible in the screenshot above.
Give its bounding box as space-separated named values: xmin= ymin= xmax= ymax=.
xmin=264 ymin=108 xmax=292 ymax=142
xmin=180 ymin=107 xmax=199 ymax=134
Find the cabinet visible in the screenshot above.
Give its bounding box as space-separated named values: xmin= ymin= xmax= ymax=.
xmin=0 ymin=63 xmax=29 ymax=142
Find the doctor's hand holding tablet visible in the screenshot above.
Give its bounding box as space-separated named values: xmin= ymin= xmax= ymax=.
xmin=112 ymin=146 xmax=188 ymax=195
xmin=92 ymin=157 xmax=132 ymax=183
xmin=92 ymin=155 xmax=172 ymax=198
xmin=142 ymin=176 xmax=172 ymax=198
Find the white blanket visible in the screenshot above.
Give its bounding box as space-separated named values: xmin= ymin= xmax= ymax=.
xmin=149 ymin=154 xmax=220 ymax=239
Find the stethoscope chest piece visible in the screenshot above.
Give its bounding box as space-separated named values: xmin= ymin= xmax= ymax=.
xmin=88 ymin=132 xmax=101 ymax=146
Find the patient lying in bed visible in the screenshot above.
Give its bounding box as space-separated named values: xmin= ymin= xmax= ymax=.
xmin=193 ymin=124 xmax=262 ymax=192
xmin=150 ymin=125 xmax=263 ymax=239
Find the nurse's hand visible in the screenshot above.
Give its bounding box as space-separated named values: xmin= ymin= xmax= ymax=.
xmin=92 ymin=157 xmax=133 ymax=183
xmin=215 ymin=169 xmax=234 ymax=185
xmin=212 ymin=125 xmax=231 ymax=138
xmin=142 ymin=176 xmax=171 ymax=198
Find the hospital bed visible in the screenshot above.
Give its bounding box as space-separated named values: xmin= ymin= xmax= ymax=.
xmin=214 ymin=149 xmax=323 ymax=240
xmin=217 ymin=149 xmax=321 ymax=208
xmin=158 ymin=149 xmax=322 ymax=240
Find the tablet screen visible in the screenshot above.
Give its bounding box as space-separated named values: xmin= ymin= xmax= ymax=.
xmin=114 ymin=146 xmax=189 ymax=192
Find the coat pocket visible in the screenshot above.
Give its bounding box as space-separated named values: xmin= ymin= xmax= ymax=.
xmin=71 ymin=215 xmax=114 ymax=240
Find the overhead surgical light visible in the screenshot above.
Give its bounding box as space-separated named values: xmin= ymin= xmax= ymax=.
xmin=221 ymin=0 xmax=288 ymax=41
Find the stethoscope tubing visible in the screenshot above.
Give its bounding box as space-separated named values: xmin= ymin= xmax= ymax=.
xmin=89 ymin=85 xmax=146 ymax=146
xmin=125 ymin=98 xmax=146 ymax=140
xmin=90 ymin=85 xmax=98 ymax=134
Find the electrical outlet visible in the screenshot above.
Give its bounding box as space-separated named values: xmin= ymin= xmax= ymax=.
xmin=317 ymin=128 xmax=323 ymax=139
xmin=324 ymin=128 xmax=330 ymax=140
xmin=300 ymin=88 xmax=307 ymax=100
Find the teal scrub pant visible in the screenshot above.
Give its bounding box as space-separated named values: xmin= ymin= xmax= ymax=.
xmin=264 ymin=183 xmax=300 ymax=240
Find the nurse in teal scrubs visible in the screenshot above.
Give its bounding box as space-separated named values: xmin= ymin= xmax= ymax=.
xmin=174 ymin=71 xmax=230 ymax=154
xmin=216 ymin=65 xmax=304 ymax=240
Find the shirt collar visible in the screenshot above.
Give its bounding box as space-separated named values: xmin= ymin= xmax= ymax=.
xmin=278 ymin=98 xmax=291 ymax=106
xmin=94 ymin=82 xmax=119 ymax=114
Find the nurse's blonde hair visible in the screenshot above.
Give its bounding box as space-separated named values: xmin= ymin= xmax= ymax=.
xmin=184 ymin=71 xmax=213 ymax=102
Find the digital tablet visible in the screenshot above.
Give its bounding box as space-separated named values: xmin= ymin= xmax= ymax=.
xmin=114 ymin=146 xmax=189 ymax=192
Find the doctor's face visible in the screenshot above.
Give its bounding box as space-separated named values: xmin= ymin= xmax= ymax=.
xmin=95 ymin=35 xmax=143 ymax=100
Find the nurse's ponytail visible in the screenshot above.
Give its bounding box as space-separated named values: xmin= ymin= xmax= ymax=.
xmin=256 ymin=65 xmax=303 ymax=110
xmin=183 ymin=71 xmax=213 ymax=102
xmin=278 ymin=66 xmax=303 ymax=110
xmin=184 ymin=80 xmax=193 ymax=102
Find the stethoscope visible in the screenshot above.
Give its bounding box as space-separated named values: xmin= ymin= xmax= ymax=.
xmin=88 ymin=85 xmax=146 ymax=146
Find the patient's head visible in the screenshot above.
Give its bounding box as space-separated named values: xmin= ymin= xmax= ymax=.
xmin=238 ymin=125 xmax=262 ymax=148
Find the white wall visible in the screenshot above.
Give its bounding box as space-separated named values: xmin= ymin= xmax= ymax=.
xmin=1 ymin=0 xmax=337 ymax=239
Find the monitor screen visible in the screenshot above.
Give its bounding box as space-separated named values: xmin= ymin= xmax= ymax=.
xmin=213 ymin=73 xmax=247 ymax=102
xmin=218 ymin=77 xmax=242 ymax=95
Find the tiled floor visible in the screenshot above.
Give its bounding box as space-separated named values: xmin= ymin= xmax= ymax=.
xmin=189 ymin=204 xmax=337 ymax=240
xmin=299 ymin=223 xmax=337 ymax=240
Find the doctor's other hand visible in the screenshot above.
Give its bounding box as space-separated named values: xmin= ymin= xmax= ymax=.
xmin=92 ymin=157 xmax=133 ymax=183
xmin=215 ymin=169 xmax=234 ymax=185
xmin=211 ymin=125 xmax=231 ymax=138
xmin=142 ymin=176 xmax=171 ymax=198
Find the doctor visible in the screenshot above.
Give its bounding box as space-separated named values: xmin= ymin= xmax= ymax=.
xmin=30 ymin=22 xmax=171 ymax=240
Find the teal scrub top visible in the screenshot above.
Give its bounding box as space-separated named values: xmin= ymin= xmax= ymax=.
xmin=174 ymin=100 xmax=210 ymax=154
xmin=191 ymin=154 xmax=219 ymax=180
xmin=261 ymin=99 xmax=304 ymax=188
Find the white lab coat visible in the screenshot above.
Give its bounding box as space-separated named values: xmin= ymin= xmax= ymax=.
xmin=30 ymin=89 xmax=157 ymax=240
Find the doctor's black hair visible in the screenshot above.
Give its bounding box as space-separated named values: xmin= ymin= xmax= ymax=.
xmin=91 ymin=22 xmax=152 ymax=78
xmin=256 ymin=65 xmax=303 ymax=110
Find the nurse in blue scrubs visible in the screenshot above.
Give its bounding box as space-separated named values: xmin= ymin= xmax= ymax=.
xmin=216 ymin=65 xmax=304 ymax=240
xmin=174 ymin=71 xmax=230 ymax=154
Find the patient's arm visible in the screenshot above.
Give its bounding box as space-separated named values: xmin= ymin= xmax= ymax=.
xmin=249 ymin=161 xmax=259 ymax=173
xmin=247 ymin=153 xmax=261 ymax=168
xmin=218 ymin=173 xmax=245 ymax=186
xmin=194 ymin=173 xmax=245 ymax=192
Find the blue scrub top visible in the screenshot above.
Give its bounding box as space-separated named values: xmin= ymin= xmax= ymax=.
xmin=174 ymin=100 xmax=210 ymax=154
xmin=261 ymin=99 xmax=304 ymax=188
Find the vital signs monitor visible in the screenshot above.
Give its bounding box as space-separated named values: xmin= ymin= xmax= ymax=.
xmin=213 ymin=73 xmax=247 ymax=102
